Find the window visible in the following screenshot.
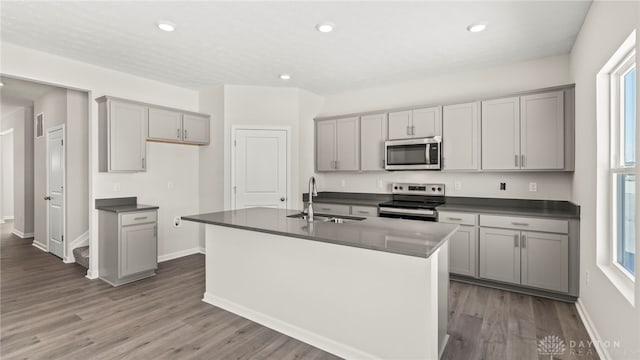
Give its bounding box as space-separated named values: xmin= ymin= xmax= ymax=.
xmin=610 ymin=51 xmax=636 ymax=278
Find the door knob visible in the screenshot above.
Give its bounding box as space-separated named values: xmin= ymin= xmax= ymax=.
xmin=44 ymin=196 xmax=51 ymax=201
xmin=280 ymin=197 xmax=286 ymax=202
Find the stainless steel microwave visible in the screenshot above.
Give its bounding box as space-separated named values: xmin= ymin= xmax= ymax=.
xmin=384 ymin=137 xmax=441 ymax=170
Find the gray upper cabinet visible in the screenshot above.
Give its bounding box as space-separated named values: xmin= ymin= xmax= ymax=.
xmin=520 ymin=91 xmax=564 ymax=170
xmin=521 ymin=231 xmax=569 ymax=293
xmin=316 ymin=117 xmax=360 ymax=171
xmin=482 ymin=91 xmax=566 ymax=171
xmin=479 ymin=227 xmax=521 ymax=285
xmin=360 ymin=113 xmax=387 ymax=171
xmin=148 ymin=108 xmax=182 ymax=142
xmin=98 ymin=98 xmax=147 ymax=172
xmin=442 ymin=102 xmax=480 ymax=171
xmin=481 ymin=97 xmax=520 ymax=171
xmin=316 ymin=120 xmax=337 ymax=171
xmin=388 ymin=107 xmax=442 ymax=140
xmin=182 ymin=114 xmax=210 ymax=144
xmin=336 ymin=117 xmax=360 ymax=171
xmin=412 ymin=106 xmax=442 ymax=138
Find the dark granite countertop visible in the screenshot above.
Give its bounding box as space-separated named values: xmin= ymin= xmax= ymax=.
xmin=302 ymin=192 xmax=580 ymax=220
xmin=95 ymin=197 xmax=159 ymax=213
xmin=182 ymin=208 xmax=458 ymax=259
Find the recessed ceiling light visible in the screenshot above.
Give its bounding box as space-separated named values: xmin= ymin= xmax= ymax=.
xmin=279 ymin=74 xmax=291 ymax=80
xmin=466 ymin=22 xmax=487 ymax=33
xmin=157 ymin=20 xmax=176 ymax=32
xmin=316 ymin=22 xmax=335 ymax=33
xmin=0 ymin=82 xmax=4 ymax=87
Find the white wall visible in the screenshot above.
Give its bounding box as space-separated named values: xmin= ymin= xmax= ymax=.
xmin=313 ymin=55 xmax=574 ymax=200
xmin=1 ymin=130 xmax=14 ymax=219
xmin=0 ymin=106 xmax=34 ymax=235
xmin=1 ymin=43 xmax=201 ymax=276
xmin=569 ymin=2 xmax=640 ymax=358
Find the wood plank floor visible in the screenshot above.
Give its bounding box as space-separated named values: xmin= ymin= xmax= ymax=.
xmin=1 ymin=222 xmax=598 ymax=359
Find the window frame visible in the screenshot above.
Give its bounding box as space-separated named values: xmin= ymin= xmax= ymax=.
xmin=609 ymin=51 xmax=636 ymax=281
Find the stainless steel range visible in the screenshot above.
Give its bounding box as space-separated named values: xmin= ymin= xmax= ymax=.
xmin=378 ymin=183 xmax=445 ymax=222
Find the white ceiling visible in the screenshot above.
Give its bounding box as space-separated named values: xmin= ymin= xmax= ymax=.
xmin=0 ymin=1 xmax=591 ymax=95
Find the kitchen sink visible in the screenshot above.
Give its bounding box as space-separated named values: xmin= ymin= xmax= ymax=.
xmin=287 ymin=213 xmax=365 ymax=223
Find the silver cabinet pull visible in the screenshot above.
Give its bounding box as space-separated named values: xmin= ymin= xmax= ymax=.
xmin=515 ymin=154 xmax=519 ymax=167
xmin=514 ymin=234 xmax=520 ymax=247
xmin=358 ymin=210 xmax=369 ymax=214
xmin=521 ymin=154 xmax=525 ymax=168
xmin=184 ymin=129 xmax=188 ymax=139
xmin=512 ymin=222 xmax=529 ymax=226
xmin=406 ymin=125 xmax=411 ymax=136
xmin=411 ymin=126 xmax=415 ymax=135
xmin=134 ymin=216 xmax=148 ymax=220
xmin=142 ymin=158 xmax=146 ymax=169
xmin=522 ymin=234 xmax=526 ymax=248
xmin=154 ymin=225 xmax=157 ymax=236
xmin=177 ymin=128 xmax=181 ymax=139
xmin=448 ymin=217 xmax=463 ymax=221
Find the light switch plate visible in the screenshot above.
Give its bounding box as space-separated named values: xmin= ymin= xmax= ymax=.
xmin=529 ymin=182 xmax=538 ymax=192
xmin=113 ymin=183 xmax=120 ymax=192
xmin=454 ymin=181 xmax=461 ymax=191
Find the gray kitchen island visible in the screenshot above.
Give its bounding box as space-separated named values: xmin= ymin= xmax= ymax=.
xmin=182 ymin=208 xmax=458 ymax=360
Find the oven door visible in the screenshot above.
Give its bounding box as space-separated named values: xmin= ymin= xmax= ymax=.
xmin=385 ymin=137 xmax=441 ymax=170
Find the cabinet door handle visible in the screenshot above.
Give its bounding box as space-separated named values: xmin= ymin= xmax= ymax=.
xmin=514 ymin=154 xmax=519 ymax=167
xmin=522 ymin=234 xmax=526 ymax=248
xmin=142 ymin=157 xmax=146 ymax=169
xmin=358 ymin=210 xmax=369 ymax=214
xmin=406 ymin=125 xmax=410 ymax=136
xmin=514 ymin=234 xmax=520 ymax=248
xmin=512 ymin=222 xmax=529 ymax=226
xmin=134 ymin=216 xmax=148 ymax=220
xmin=184 ymin=129 xmax=188 ymax=139
xmin=448 ymin=217 xmax=463 ymax=221
xmin=154 ymin=225 xmax=157 ymax=236
xmin=411 ymin=126 xmax=415 ymax=135
xmin=177 ymin=128 xmax=181 ymax=139
xmin=521 ymin=154 xmax=525 ymax=168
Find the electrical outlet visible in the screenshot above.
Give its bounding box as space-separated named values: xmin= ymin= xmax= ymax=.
xmin=113 ymin=183 xmax=121 ymax=192
xmin=173 ymin=216 xmax=182 ymax=228
xmin=499 ymin=182 xmax=506 ymax=191
xmin=454 ymin=181 xmax=461 ymax=191
xmin=529 ymin=182 xmax=538 ymax=192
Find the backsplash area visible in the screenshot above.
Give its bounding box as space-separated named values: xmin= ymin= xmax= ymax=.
xmin=316 ymin=171 xmax=573 ymax=201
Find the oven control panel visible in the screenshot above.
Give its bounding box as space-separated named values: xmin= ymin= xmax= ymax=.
xmin=391 ymin=183 xmax=445 ymax=196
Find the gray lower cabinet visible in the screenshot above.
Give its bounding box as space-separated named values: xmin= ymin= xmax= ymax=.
xmin=99 ymin=210 xmax=158 ymax=286
xmin=305 ymin=203 xmax=378 ymax=217
xmin=521 ymin=231 xmax=569 ymax=293
xmin=449 ymin=225 xmax=478 ymax=277
xmin=478 ymin=214 xmax=570 ymax=294
xmin=479 ymin=227 xmax=521 ymax=284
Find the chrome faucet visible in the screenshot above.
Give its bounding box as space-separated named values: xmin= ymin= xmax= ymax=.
xmin=306 ymin=176 xmax=318 ymax=222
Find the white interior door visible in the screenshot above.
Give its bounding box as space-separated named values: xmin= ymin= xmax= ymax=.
xmin=234 ymin=129 xmax=288 ymax=209
xmin=47 ymin=127 xmax=64 ymax=258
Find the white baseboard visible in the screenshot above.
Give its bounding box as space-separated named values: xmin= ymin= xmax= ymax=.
xmin=3 ymin=216 xmax=14 ymax=221
xmin=12 ymin=229 xmax=34 ymax=239
xmin=198 ymin=246 xmax=205 ymax=254
xmin=202 ymin=292 xmax=376 ymax=360
xmin=575 ymin=299 xmax=610 ymax=360
xmin=32 ymin=241 xmax=48 ymax=252
xmin=439 ymin=334 xmax=450 ymax=360
xmin=158 ymin=247 xmax=202 ymax=263
xmin=85 ymin=269 xmax=99 ymax=280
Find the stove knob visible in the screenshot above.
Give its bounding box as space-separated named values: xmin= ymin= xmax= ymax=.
xmin=399 ymin=186 xmax=403 ymax=190
xmin=394 ymin=186 xmax=398 ymax=190
xmin=437 ymin=187 xmax=442 ymax=192
xmin=431 ymin=187 xmax=436 ymax=192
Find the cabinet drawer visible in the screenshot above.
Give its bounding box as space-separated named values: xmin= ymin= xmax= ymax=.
xmin=351 ymin=206 xmax=378 ymax=217
xmin=479 ymin=214 xmax=568 ymax=234
xmin=313 ymin=203 xmax=351 ymax=216
xmin=121 ymin=211 xmax=157 ymax=226
xmin=438 ymin=211 xmax=477 ymax=226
